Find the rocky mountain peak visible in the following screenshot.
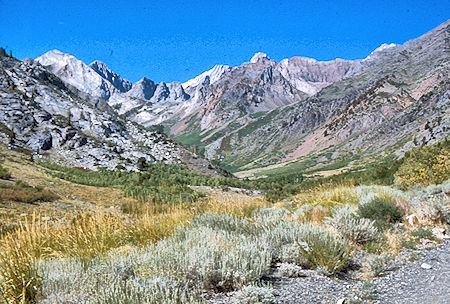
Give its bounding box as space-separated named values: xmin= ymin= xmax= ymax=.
xmin=250 ymin=52 xmax=270 ymax=63
xmin=89 ymin=60 xmax=132 ymax=93
xmin=363 ymin=43 xmax=399 ymax=61
xmin=182 ymin=64 xmax=231 ymax=93
xmin=36 ymin=50 xmax=118 ymax=101
xmin=374 ymin=43 xmax=398 ymax=52
xmin=125 ymin=77 xmax=157 ymax=100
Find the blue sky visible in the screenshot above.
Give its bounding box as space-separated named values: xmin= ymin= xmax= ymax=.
xmin=1 ymin=0 xmax=449 ymax=83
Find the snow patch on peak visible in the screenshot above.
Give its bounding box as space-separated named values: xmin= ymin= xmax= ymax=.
xmin=182 ymin=64 xmax=230 ymax=91
xmin=45 ymin=49 xmax=65 ymax=56
xmin=36 ymin=49 xmax=78 ymax=65
xmin=250 ymin=52 xmax=270 ymax=63
xmin=364 ymin=43 xmax=398 ymax=61
xmin=374 ymin=43 xmax=397 ymax=53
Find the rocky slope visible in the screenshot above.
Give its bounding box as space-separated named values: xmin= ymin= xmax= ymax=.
xmin=0 ymin=54 xmax=223 ymax=175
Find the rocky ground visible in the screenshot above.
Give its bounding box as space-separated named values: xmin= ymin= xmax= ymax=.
xmin=209 ymin=239 xmax=450 ymax=304
xmin=373 ymin=240 xmax=449 ymax=304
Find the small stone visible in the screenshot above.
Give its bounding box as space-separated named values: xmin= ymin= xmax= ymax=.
xmin=420 ymin=238 xmax=433 ymax=245
xmin=432 ymin=227 xmax=447 ymax=240
xmin=421 ymin=263 xmax=432 ymax=269
xmin=406 ymin=214 xmax=419 ymax=226
xmin=336 ymin=298 xmax=346 ymax=304
xmin=424 ymin=243 xmax=436 ymax=250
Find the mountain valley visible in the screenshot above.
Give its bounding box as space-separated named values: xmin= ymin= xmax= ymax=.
xmin=0 ymin=21 xmax=448 ymax=179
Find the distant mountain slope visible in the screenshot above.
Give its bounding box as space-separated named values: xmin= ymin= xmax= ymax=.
xmin=209 ymin=20 xmax=450 ymax=173
xmin=0 ymin=54 xmax=224 ymax=176
xmin=165 ymin=52 xmax=358 ymax=137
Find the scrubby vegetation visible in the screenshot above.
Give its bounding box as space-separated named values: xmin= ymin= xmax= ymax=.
xmin=35 ymin=139 xmax=449 ymax=207
xmin=395 ymin=139 xmax=449 ymax=189
xmin=0 ymin=164 xmax=11 ymax=180
xmin=0 ymin=140 xmax=449 ymax=303
xmin=0 ymin=180 xmax=59 ymax=204
xmin=325 ymin=206 xmax=381 ymax=244
xmin=357 ymin=197 xmax=403 ymax=229
xmin=40 ymin=161 xmax=307 ymax=203
xmin=1 ymin=180 xmax=445 ymax=303
xmin=232 ymin=285 xmax=276 ymax=304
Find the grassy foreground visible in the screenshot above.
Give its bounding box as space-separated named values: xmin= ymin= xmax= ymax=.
xmin=0 ymin=141 xmax=448 ymax=303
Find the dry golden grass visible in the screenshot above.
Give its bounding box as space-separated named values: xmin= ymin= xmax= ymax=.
xmin=0 ymin=208 xmax=194 ymax=303
xmin=297 ymin=207 xmax=332 ymax=225
xmin=382 ymin=231 xmax=403 ymax=256
xmin=0 ymin=178 xmax=269 ymax=304
xmin=198 ymin=194 xmax=268 ymax=217
xmin=290 ymin=183 xmax=359 ymax=208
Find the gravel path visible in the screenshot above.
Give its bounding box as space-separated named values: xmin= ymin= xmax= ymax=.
xmin=210 ymin=240 xmax=450 ymax=304
xmin=373 ymin=240 xmax=450 ymax=304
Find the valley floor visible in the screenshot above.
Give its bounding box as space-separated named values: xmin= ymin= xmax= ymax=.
xmin=0 ymin=143 xmax=449 ymax=304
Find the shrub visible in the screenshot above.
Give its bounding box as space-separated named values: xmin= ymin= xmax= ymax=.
xmin=348 ymin=281 xmax=378 ymax=303
xmin=369 ymin=254 xmax=393 ymax=277
xmin=233 ymin=285 xmax=276 ymax=304
xmin=252 ymin=208 xmax=290 ymax=224
xmin=278 ymin=263 xmax=305 ymax=278
xmin=395 ymin=140 xmax=450 ymax=189
xmin=136 ymin=157 xmax=148 ymax=171
xmin=190 ymin=212 xmax=247 ymax=234
xmin=92 ymin=279 xmax=203 ymax=304
xmin=357 ymin=197 xmax=403 ymax=229
xmin=258 ymin=221 xmax=307 ymax=259
xmin=147 ymin=226 xmax=272 ymax=291
xmin=363 ymin=241 xmax=384 ymax=254
xmin=280 ymin=243 xmax=310 ymax=267
xmin=401 ymin=239 xmax=417 ymax=250
xmin=296 ymin=204 xmax=332 ymax=224
xmin=411 ymin=226 xmax=435 ymax=241
xmin=0 ymin=164 xmax=11 ymax=180
xmin=408 ymin=251 xmax=424 ymax=262
xmin=297 ymin=225 xmax=351 ymax=273
xmin=407 ymin=195 xmax=450 ymax=224
xmin=38 ymin=257 xmax=204 ymax=304
xmin=326 ymin=206 xmax=380 ymax=244
xmin=0 ymin=182 xmax=59 ymax=203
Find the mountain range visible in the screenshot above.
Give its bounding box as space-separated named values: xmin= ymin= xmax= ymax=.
xmin=1 ymin=20 xmax=449 ymax=177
